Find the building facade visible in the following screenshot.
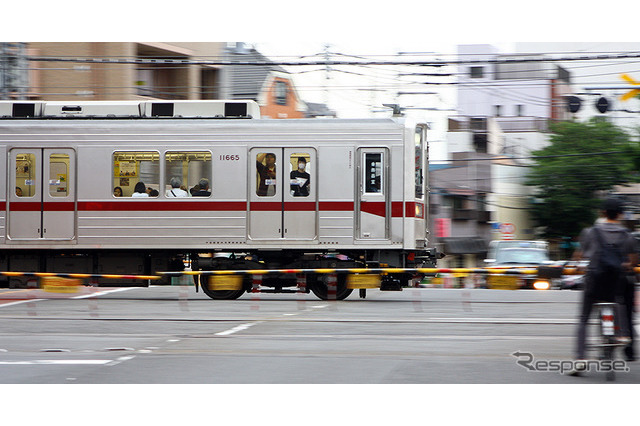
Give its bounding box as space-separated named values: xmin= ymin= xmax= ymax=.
xmin=23 ymin=42 xmax=225 ymax=101
xmin=435 ymin=44 xmax=574 ymax=266
xmin=3 ymin=42 xmax=309 ymax=120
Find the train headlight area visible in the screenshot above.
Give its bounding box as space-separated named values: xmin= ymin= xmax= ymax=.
xmin=0 ymin=265 xmax=584 ymax=300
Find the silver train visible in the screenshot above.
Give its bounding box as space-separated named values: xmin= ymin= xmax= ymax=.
xmin=0 ymin=100 xmax=436 ymax=299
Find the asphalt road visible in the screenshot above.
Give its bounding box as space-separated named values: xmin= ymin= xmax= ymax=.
xmin=0 ymin=285 xmax=638 ymax=384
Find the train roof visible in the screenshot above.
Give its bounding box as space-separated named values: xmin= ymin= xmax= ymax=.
xmin=0 ymin=100 xmax=261 ymax=119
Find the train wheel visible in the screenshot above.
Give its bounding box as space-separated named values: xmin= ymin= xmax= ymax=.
xmin=201 ymin=285 xmax=245 ymax=300
xmin=199 ymin=262 xmax=252 ymax=300
xmin=309 ymin=273 xmax=353 ymax=301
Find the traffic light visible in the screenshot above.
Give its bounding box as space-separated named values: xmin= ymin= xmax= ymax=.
xmin=564 ymin=96 xmax=610 ymax=113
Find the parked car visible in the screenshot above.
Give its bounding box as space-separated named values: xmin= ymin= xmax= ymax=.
xmin=485 ymin=247 xmax=556 ymax=290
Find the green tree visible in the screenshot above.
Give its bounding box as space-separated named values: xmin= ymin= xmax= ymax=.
xmin=526 ymin=118 xmax=637 ymax=239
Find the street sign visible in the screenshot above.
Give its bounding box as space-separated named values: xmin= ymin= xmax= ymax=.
xmin=499 ymin=222 xmax=516 ymax=240
xmin=499 ymin=222 xmax=516 ymax=234
xmin=620 ymin=74 xmax=640 ymax=101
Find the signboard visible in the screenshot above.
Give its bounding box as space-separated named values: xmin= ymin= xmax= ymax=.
xmin=435 ymin=218 xmax=451 ymax=238
xmin=499 ymin=222 xmax=516 ymax=240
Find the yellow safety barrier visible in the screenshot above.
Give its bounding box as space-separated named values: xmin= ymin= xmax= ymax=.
xmin=40 ymin=276 xmax=83 ymax=293
xmin=346 ymin=274 xmax=382 ymax=289
xmin=208 ymin=275 xmax=243 ymax=291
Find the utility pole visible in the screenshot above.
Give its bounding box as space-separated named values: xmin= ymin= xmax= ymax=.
xmin=324 ymin=43 xmax=331 ymax=107
xmin=0 ymin=43 xmax=28 ymax=100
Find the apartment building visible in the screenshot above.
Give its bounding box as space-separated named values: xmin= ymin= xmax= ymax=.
xmin=24 ymin=42 xmax=224 ymax=101
xmin=434 ymin=44 xmax=574 ymax=267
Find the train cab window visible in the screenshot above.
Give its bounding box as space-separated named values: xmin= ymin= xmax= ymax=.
xmin=49 ymin=153 xmax=69 ymax=197
xmin=289 ymin=153 xmax=311 ymax=197
xmin=364 ymin=153 xmax=383 ymax=194
xmin=165 ymin=151 xmax=212 ymax=197
xmin=113 ymin=151 xmax=160 ymax=197
xmin=415 ymin=125 xmax=426 ymax=198
xmin=256 ymin=153 xmax=277 ymax=197
xmin=15 ymin=153 xmax=36 ymax=197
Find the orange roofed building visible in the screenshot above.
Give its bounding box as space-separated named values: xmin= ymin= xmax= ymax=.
xmin=221 ymin=43 xmax=306 ymax=119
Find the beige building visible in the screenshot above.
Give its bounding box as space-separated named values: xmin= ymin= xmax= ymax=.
xmin=26 ymin=42 xmax=225 ymax=101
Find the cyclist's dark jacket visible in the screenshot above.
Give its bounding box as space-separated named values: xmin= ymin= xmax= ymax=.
xmin=579 ymin=222 xmax=637 ymax=300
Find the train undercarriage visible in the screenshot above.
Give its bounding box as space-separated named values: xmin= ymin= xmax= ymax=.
xmin=0 ymin=248 xmax=438 ymax=300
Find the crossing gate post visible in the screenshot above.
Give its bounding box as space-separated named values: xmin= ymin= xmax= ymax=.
xmin=251 ymin=274 xmax=261 ymax=310
xmin=296 ymin=273 xmax=306 ymax=309
xmin=327 ymin=273 xmax=337 ymax=301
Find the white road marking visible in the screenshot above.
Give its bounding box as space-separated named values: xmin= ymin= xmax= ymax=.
xmin=106 ymin=355 xmax=136 ymax=366
xmin=215 ymin=322 xmax=262 ymax=336
xmin=311 ymin=305 xmax=328 ymax=309
xmin=0 ymin=299 xmax=45 ymax=308
xmin=0 ymin=360 xmax=112 ymax=365
xmin=72 ymin=287 xmax=137 ymax=299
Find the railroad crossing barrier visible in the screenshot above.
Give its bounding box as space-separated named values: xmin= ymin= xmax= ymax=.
xmin=159 ymin=265 xmax=568 ymax=292
xmin=3 ymin=265 xmax=636 ymax=293
xmin=0 ymin=272 xmax=160 ymax=293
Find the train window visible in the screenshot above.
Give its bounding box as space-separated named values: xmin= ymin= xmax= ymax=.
xmin=256 ymin=153 xmax=277 ymax=197
xmin=289 ymin=153 xmax=311 ymax=197
xmin=415 ymin=126 xmax=425 ymax=198
xmin=15 ymin=153 xmax=36 ymax=197
xmin=165 ymin=151 xmax=212 ymax=197
xmin=49 ymin=153 xmax=69 ymax=197
xmin=113 ymin=151 xmax=160 ymax=197
xmin=364 ymin=153 xmax=383 ymax=194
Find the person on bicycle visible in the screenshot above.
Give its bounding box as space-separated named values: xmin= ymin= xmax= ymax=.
xmin=569 ymin=197 xmax=637 ymax=375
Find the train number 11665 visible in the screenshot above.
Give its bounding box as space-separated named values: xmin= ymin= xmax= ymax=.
xmin=219 ymin=154 xmax=240 ymax=161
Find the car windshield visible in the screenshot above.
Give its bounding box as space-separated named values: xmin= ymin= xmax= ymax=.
xmin=495 ymin=248 xmax=549 ymax=265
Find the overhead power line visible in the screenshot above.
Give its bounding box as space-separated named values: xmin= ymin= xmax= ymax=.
xmin=442 ymin=151 xmax=628 ymax=162
xmin=26 ymin=52 xmax=640 ymax=67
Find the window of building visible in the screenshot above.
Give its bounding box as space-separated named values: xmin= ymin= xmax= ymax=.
xmin=165 ymin=151 xmax=212 ymax=197
xmin=289 ymin=153 xmax=311 ymax=197
xmin=469 ymin=66 xmax=484 ymax=78
xmin=256 ymin=152 xmax=277 ymax=197
xmin=516 ymin=104 xmax=524 ymax=116
xmin=113 ymin=151 xmax=160 ymax=197
xmin=494 ymin=105 xmax=502 ymax=116
xmin=15 ymin=153 xmax=35 ymax=197
xmin=275 ymin=80 xmax=287 ymax=105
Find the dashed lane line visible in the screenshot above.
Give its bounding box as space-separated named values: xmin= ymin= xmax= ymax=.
xmin=215 ymin=321 xmax=263 ymax=336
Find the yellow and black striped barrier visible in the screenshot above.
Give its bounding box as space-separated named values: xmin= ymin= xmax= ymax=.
xmin=159 ymin=266 xmax=556 ymax=291
xmin=0 ymin=272 xmax=160 ymax=293
xmin=3 ymin=264 xmax=636 ymax=292
xmin=159 ymin=267 xmax=542 ymax=277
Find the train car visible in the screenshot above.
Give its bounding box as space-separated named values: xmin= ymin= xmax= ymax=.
xmin=0 ymin=100 xmax=436 ymax=300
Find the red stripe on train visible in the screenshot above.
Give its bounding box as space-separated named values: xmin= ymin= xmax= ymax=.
xmin=3 ymin=200 xmax=424 ymax=217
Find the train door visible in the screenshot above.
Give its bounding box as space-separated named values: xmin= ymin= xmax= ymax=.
xmin=356 ymin=148 xmax=390 ymax=240
xmin=248 ymin=148 xmax=317 ymax=240
xmin=7 ymin=148 xmax=76 ymax=241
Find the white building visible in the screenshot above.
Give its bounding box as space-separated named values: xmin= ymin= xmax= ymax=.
xmin=444 ymin=44 xmax=573 ymax=245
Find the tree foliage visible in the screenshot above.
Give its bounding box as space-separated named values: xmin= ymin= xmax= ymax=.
xmin=526 ymin=118 xmax=637 ymax=239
